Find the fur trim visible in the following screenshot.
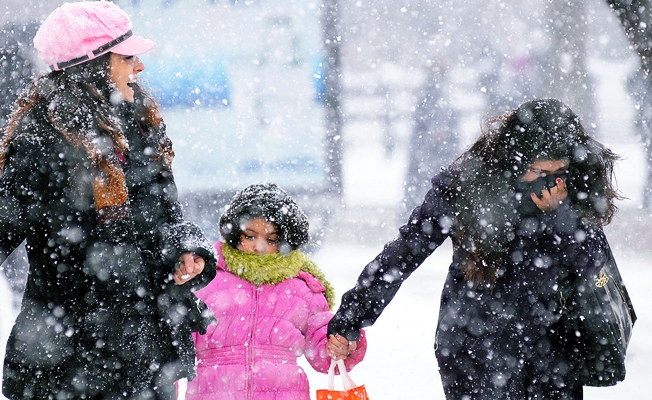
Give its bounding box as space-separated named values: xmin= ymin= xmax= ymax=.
xmin=221 ymin=243 xmax=335 ymax=309
xmin=92 ymin=155 xmax=129 ymax=219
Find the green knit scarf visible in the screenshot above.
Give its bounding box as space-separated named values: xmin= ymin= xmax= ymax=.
xmin=221 ymin=243 xmax=335 ymax=310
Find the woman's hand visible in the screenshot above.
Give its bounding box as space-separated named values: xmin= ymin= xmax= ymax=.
xmin=531 ymin=177 xmax=568 ymax=212
xmin=174 ymin=252 xmax=205 ymax=285
xmin=327 ymin=334 xmax=357 ymax=361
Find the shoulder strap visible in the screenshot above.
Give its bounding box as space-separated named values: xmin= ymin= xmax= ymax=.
xmin=603 ymin=246 xmax=637 ymax=324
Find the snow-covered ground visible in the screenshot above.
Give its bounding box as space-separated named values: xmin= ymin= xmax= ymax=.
xmin=2 ymin=58 xmax=651 ymax=400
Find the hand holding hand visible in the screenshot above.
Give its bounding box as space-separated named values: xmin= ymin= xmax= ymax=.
xmin=174 ymin=252 xmax=205 ymax=285
xmin=531 ymin=177 xmax=568 ymax=212
xmin=327 ymin=334 xmax=357 ymax=361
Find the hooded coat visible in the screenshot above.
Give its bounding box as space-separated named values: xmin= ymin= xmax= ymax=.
xmin=328 ymin=169 xmax=615 ymax=399
xmin=186 ymin=242 xmax=367 ymax=400
xmin=0 ymin=89 xmax=217 ymax=399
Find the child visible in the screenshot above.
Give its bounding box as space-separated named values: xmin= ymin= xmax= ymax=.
xmin=185 ymin=183 xmax=366 ymax=400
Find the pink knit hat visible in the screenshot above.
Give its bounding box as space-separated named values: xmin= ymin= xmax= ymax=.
xmin=34 ymin=1 xmax=156 ymax=71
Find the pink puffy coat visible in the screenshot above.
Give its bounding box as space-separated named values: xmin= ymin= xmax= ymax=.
xmin=185 ymin=242 xmax=367 ymax=400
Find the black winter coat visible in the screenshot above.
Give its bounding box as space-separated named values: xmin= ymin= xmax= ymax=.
xmin=0 ymin=98 xmax=217 ymax=399
xmin=328 ymin=170 xmax=613 ymax=399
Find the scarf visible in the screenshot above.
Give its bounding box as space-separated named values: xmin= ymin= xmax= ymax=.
xmin=221 ymin=243 xmax=335 ymax=309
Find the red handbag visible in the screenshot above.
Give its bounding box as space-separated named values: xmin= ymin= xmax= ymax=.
xmin=316 ymin=359 xmax=370 ymax=400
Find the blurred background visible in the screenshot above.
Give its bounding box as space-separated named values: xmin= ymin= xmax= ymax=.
xmin=1 ymin=0 xmax=651 ymax=398
xmin=1 ymin=0 xmax=649 ymax=239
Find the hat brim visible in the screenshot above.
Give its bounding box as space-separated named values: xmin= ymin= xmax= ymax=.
xmin=110 ymin=35 xmax=156 ymax=56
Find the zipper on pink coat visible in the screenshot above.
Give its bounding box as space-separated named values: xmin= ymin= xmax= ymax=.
xmin=246 ymin=285 xmax=260 ymax=400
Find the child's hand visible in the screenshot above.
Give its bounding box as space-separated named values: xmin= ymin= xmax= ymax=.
xmin=174 ymin=252 xmax=205 ymax=285
xmin=327 ymin=334 xmax=357 ymax=361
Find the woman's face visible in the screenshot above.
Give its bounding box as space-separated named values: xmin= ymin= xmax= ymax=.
xmin=237 ymin=217 xmax=281 ymax=255
xmin=516 ymin=159 xmax=570 ymax=212
xmin=109 ymin=53 xmax=144 ymax=103
xmin=520 ymin=159 xmax=569 ymax=182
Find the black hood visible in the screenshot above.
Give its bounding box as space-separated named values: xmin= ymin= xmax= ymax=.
xmin=219 ymin=183 xmax=309 ymax=252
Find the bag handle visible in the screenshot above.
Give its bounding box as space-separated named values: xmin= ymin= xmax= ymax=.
xmin=327 ymin=359 xmax=357 ymax=391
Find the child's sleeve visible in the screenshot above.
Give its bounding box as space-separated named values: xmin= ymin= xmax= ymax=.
xmin=342 ymin=328 xmax=367 ymax=370
xmin=304 ymin=299 xmax=368 ymax=373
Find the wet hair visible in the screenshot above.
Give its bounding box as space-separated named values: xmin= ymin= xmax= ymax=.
xmin=219 ymin=183 xmax=310 ymax=253
xmin=0 ymin=53 xmax=162 ymax=172
xmin=450 ymin=98 xmax=621 ymax=286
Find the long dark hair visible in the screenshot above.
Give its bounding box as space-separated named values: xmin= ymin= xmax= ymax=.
xmin=0 ymin=53 xmax=162 ymax=173
xmin=450 ymin=99 xmax=621 ymax=286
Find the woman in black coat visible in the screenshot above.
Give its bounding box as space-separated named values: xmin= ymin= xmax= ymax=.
xmin=327 ymin=99 xmax=622 ymax=399
xmin=0 ymin=2 xmax=216 ymax=399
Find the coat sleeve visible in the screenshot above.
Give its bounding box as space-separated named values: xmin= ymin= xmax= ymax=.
xmin=132 ymin=123 xmax=217 ymax=291
xmin=130 ymin=122 xmax=218 ymax=333
xmin=0 ymin=130 xmax=77 ymax=263
xmin=303 ymin=299 xmax=368 ymax=374
xmin=159 ymin=220 xmax=217 ymax=290
xmin=328 ymin=171 xmax=456 ymax=341
xmin=0 ymin=139 xmax=32 ymax=265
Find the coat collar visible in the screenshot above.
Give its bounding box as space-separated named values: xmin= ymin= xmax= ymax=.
xmin=215 ymin=242 xmax=335 ymax=309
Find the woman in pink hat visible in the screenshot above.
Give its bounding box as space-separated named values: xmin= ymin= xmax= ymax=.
xmin=0 ymin=2 xmax=217 ymax=399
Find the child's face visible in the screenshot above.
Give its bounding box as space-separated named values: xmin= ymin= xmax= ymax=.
xmin=237 ymin=217 xmax=280 ymax=254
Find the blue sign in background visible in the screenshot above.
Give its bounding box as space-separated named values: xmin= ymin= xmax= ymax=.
xmin=145 ymin=59 xmax=231 ymax=108
xmin=126 ymin=0 xmax=329 ymax=194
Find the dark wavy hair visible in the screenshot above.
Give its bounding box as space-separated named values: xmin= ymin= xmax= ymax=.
xmin=0 ymin=53 xmax=162 ymax=173
xmin=219 ymin=183 xmax=310 ymax=253
xmin=450 ymin=98 xmax=621 ymax=286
